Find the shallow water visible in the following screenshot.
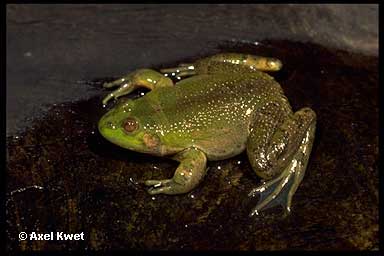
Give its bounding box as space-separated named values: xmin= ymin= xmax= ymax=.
xmin=6 ymin=41 xmax=378 ymax=250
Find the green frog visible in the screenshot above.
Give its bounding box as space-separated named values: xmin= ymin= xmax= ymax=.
xmin=98 ymin=53 xmax=316 ymax=216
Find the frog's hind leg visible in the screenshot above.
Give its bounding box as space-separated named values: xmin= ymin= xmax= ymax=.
xmin=246 ymin=105 xmax=316 ymax=216
xmin=102 ymin=69 xmax=173 ymax=105
xmin=195 ymin=53 xmax=283 ymax=73
xmin=160 ymin=64 xmax=196 ymax=79
xmin=248 ymin=128 xmax=314 ymax=216
xmin=159 ymin=53 xmax=283 ymax=79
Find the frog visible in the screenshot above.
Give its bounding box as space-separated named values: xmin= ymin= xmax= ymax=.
xmin=98 ymin=53 xmax=316 ymax=216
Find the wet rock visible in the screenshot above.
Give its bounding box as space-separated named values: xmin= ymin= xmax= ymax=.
xmin=6 ymin=41 xmax=378 ymax=250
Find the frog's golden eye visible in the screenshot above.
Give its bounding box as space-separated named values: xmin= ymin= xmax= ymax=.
xmin=123 ymin=117 xmax=138 ymax=133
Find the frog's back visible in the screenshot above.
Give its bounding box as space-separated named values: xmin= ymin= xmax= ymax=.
xmin=144 ymin=71 xmax=289 ymax=160
xmin=169 ymin=71 xmax=286 ymax=111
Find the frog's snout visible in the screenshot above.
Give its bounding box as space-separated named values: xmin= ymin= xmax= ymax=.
xmin=99 ymin=115 xmax=118 ymax=131
xmin=106 ymin=121 xmax=118 ymax=130
xmin=98 ymin=113 xmax=120 ymax=140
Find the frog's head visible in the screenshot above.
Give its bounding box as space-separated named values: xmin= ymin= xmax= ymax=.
xmin=98 ymin=99 xmax=167 ymax=156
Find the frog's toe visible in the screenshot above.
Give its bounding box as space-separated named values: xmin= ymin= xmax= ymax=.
xmin=160 ymin=65 xmax=196 ymax=78
xmin=144 ymin=179 xmax=173 ymax=194
xmin=102 ymin=82 xmax=137 ymax=106
xmin=147 ymin=186 xmax=171 ymax=195
xmin=144 ymin=179 xmax=164 ymax=186
xmin=102 ymin=93 xmax=115 ymax=106
xmin=248 ymin=169 xmax=296 ymax=217
xmin=103 ymin=77 xmax=127 ymax=88
xmin=144 ymin=178 xmax=191 ymax=195
xmin=103 ymin=81 xmax=114 ymax=88
xmin=159 ymin=65 xmax=191 ymax=74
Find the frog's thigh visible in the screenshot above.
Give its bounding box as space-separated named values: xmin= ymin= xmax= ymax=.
xmin=102 ymin=69 xmax=173 ymax=105
xmin=144 ymin=147 xmax=207 ymax=195
xmin=247 ymin=106 xmax=316 ymax=215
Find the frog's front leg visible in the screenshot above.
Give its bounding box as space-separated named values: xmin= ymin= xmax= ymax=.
xmin=144 ymin=147 xmax=207 ymax=195
xmin=247 ymin=103 xmax=316 ymax=216
xmin=102 ymin=69 xmax=173 ymax=105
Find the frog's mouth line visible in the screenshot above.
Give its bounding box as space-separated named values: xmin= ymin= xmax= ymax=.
xmin=122 ymin=143 xmax=170 ymax=157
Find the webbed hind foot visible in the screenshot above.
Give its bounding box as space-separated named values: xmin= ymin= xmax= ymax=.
xmin=247 ymin=107 xmax=316 ymax=216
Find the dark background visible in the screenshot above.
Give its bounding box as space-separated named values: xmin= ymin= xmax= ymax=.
xmin=6 ymin=4 xmax=378 ymax=136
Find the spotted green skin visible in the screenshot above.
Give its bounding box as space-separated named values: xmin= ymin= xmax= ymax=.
xmin=102 ymin=71 xmax=284 ymax=158
xmin=98 ymin=54 xmax=316 ymax=216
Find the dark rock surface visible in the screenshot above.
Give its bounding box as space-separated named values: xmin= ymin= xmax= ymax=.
xmin=6 ymin=4 xmax=378 ymax=135
xmin=6 ymin=40 xmax=379 ymax=250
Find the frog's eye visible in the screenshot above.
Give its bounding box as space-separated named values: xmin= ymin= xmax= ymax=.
xmin=123 ymin=117 xmax=138 ymax=133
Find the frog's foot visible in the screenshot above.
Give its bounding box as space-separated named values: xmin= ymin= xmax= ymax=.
xmin=246 ymin=106 xmax=316 ymax=216
xmin=248 ymin=152 xmax=304 ymax=216
xmin=248 ymin=115 xmax=316 ymax=216
xmin=144 ymin=147 xmax=207 ymax=195
xmin=160 ymin=64 xmax=196 ymax=79
xmin=101 ymin=69 xmax=173 ymax=105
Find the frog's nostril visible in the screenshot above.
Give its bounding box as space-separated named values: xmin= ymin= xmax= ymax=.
xmin=106 ymin=121 xmax=117 ymax=130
